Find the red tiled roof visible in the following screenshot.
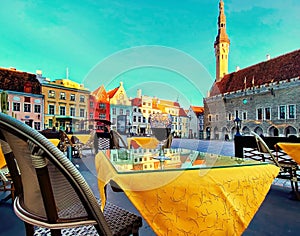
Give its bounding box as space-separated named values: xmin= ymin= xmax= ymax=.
xmin=131 ymin=98 xmax=141 ymax=106
xmin=107 ymin=86 xmax=119 ymax=98
xmin=191 ymin=106 xmax=204 ymax=114
xmin=0 ymin=67 xmax=41 ymax=94
xmin=179 ymin=108 xmax=188 ymax=117
xmin=209 ymin=49 xmax=300 ymax=96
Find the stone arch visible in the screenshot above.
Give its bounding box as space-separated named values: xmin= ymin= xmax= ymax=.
xmin=254 ymin=127 xmax=264 ymax=136
xmin=222 ymin=127 xmax=229 ymax=140
xmin=206 ymin=127 xmax=211 ymax=140
xmin=213 ymin=127 xmax=219 ymax=140
xmin=231 ymin=126 xmax=236 ymax=138
xmin=268 ymin=126 xmax=279 ymax=137
xmin=242 ymin=126 xmax=250 ymax=136
xmin=284 ymin=125 xmax=297 ymax=137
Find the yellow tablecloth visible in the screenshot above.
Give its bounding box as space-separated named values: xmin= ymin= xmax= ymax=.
xmin=127 ymin=137 xmax=159 ymax=149
xmin=48 ymin=139 xmax=60 ymax=147
xmin=276 ymin=142 xmax=300 ymax=165
xmin=73 ymin=134 xmax=91 ymax=144
xmin=95 ymin=151 xmax=279 ymax=235
xmin=0 ymin=146 xmax=6 ymax=169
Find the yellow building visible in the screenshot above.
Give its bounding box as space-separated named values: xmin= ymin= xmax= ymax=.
xmin=41 ymin=77 xmax=90 ymax=132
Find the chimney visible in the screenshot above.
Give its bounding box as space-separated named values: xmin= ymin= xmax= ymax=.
xmin=137 ymin=89 xmax=142 ymax=98
xmin=266 ymin=54 xmax=271 ymax=60
xmin=236 ymin=66 xmax=240 ymax=72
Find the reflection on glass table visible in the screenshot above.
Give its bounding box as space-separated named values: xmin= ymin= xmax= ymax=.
xmin=104 ymin=148 xmax=266 ymax=173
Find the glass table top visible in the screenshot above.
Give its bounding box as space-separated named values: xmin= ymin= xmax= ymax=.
xmin=100 ymin=148 xmax=267 ymax=174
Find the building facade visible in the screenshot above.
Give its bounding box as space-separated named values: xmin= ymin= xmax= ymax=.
xmin=40 ymin=75 xmax=90 ymax=132
xmin=204 ymin=1 xmax=300 ymax=139
xmin=0 ymin=67 xmax=43 ymax=130
xmin=108 ymin=82 xmax=132 ymax=134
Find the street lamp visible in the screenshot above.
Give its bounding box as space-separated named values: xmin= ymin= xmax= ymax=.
xmin=234 ymin=117 xmax=242 ymax=136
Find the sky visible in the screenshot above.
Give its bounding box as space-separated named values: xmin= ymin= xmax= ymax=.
xmin=0 ymin=0 xmax=299 ymax=108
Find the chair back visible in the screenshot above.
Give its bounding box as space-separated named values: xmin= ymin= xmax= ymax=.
xmin=251 ymin=131 xmax=282 ymax=169
xmin=0 ymin=113 xmax=112 ymax=234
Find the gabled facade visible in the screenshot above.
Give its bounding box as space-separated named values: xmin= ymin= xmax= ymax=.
xmin=187 ymin=106 xmax=204 ymax=139
xmin=91 ymin=85 xmax=110 ymax=120
xmin=108 ymin=82 xmax=132 ymax=134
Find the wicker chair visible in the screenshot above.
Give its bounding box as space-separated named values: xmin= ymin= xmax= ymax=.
xmin=251 ymin=131 xmax=299 ymax=200
xmin=0 ymin=113 xmax=142 ymax=236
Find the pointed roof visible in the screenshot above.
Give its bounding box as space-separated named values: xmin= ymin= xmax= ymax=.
xmin=107 ymin=86 xmax=119 ymax=99
xmin=178 ymin=108 xmax=188 ymax=117
xmin=209 ymin=49 xmax=300 ymax=96
xmin=214 ymin=0 xmax=230 ymax=45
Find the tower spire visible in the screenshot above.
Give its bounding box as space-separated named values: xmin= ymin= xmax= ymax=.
xmin=214 ymin=0 xmax=230 ymax=82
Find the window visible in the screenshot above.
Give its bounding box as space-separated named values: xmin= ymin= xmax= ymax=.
xmin=13 ymin=102 xmax=20 ymax=111
xmin=60 ymin=92 xmax=66 ymax=100
xmin=279 ymin=105 xmax=286 ymax=119
xmin=112 ymin=108 xmax=116 ymax=115
xmin=112 ymin=118 xmax=116 ymax=124
xmin=90 ymin=101 xmax=94 ymax=108
xmin=133 ymin=108 xmax=137 ymax=112
xmin=49 ymin=119 xmax=53 ymax=127
xmin=288 ymin=105 xmax=296 ymax=119
xmin=99 ymin=114 xmax=106 ymax=119
xmin=133 ymin=116 xmax=136 ymax=122
xmin=242 ymin=112 xmax=247 ymax=120
xmin=120 ymin=109 xmax=123 ymax=115
xmin=48 ymin=90 xmax=55 ymax=98
xmin=70 ymin=94 xmax=76 ymax=101
xmin=70 ymin=107 xmax=76 ymax=116
xmin=34 ymin=104 xmax=41 ymax=113
xmin=126 ymin=110 xmax=130 ymax=116
xmin=80 ymin=95 xmax=85 ymax=102
xmin=34 ymin=122 xmax=41 ymax=130
xmin=80 ymin=108 xmax=85 ymax=117
xmin=138 ymin=116 xmax=141 ymax=122
xmin=24 ymin=104 xmax=31 ymax=112
xmin=257 ymin=108 xmax=263 ymax=120
xmin=49 ymin=105 xmax=55 ymax=115
xmin=89 ymin=112 xmax=93 ymax=119
xmin=228 ymin=113 xmax=232 ymax=121
xmin=60 ymin=106 xmax=66 ymax=116
xmin=99 ymin=103 xmax=106 ymax=109
xmin=265 ymin=107 xmax=271 ymax=120
xmin=216 ymin=115 xmax=219 ymax=121
xmin=208 ymin=115 xmax=212 ymax=122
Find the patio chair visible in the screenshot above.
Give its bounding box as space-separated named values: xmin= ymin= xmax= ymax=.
xmin=95 ymin=130 xmax=128 ymax=153
xmin=58 ymin=130 xmax=82 ymax=158
xmin=0 ymin=162 xmax=15 ymax=203
xmin=0 ymin=113 xmax=142 ymax=236
xmin=251 ymin=131 xmax=299 ymax=199
xmin=74 ymin=130 xmax=97 ymax=156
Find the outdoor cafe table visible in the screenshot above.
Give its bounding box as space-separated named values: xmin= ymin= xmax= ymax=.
xmin=276 ymin=142 xmax=300 ymax=165
xmin=95 ymin=148 xmax=279 ymax=235
xmin=127 ymin=136 xmax=159 ymax=149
